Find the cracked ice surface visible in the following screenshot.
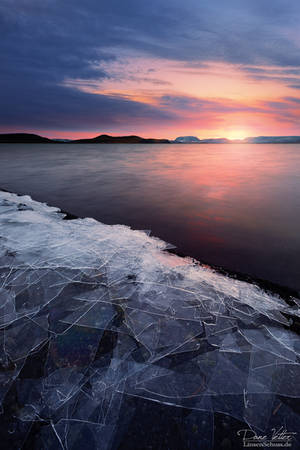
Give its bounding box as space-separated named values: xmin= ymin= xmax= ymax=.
xmin=0 ymin=191 xmax=299 ymax=449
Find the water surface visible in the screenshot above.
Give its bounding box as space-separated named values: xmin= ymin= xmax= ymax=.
xmin=1 ymin=143 xmax=299 ymax=290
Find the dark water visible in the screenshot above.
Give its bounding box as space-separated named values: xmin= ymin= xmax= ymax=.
xmin=1 ymin=143 xmax=300 ymax=291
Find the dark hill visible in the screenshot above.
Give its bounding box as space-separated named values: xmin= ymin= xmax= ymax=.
xmin=0 ymin=133 xmax=53 ymax=143
xmin=72 ymin=134 xmax=170 ymax=144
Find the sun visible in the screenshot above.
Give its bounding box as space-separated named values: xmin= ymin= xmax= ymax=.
xmin=225 ymin=130 xmax=248 ymax=141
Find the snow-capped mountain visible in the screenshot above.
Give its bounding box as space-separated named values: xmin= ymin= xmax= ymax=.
xmin=174 ymin=136 xmax=201 ymax=143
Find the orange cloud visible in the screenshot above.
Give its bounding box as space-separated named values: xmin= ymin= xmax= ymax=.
xmin=56 ymin=55 xmax=300 ymax=139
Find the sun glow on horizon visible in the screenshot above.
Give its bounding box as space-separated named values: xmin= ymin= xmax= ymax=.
xmin=60 ymin=53 xmax=300 ymax=139
xmin=223 ymin=130 xmax=249 ymax=141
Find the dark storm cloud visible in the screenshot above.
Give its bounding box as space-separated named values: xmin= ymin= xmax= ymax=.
xmin=1 ymin=0 xmax=300 ymax=131
xmin=0 ymin=78 xmax=175 ymax=130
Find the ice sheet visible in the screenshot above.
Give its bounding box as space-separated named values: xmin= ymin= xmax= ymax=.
xmin=0 ymin=191 xmax=299 ymax=449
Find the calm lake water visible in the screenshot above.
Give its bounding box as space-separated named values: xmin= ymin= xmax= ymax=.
xmin=1 ymin=143 xmax=300 ymax=291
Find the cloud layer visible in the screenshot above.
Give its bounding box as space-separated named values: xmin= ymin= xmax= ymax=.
xmin=1 ymin=0 xmax=300 ymax=137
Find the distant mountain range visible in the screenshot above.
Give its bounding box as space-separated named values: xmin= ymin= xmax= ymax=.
xmin=175 ymin=136 xmax=201 ymax=143
xmin=1 ymin=133 xmax=300 ymax=144
xmin=244 ymin=136 xmax=300 ymax=144
xmin=0 ymin=133 xmax=169 ymax=144
xmin=174 ymin=135 xmax=300 ymax=144
xmin=175 ymin=137 xmax=231 ymax=144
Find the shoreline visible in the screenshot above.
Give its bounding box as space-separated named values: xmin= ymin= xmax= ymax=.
xmin=1 ymin=186 xmax=299 ymax=302
xmin=1 ymin=187 xmax=299 ymax=335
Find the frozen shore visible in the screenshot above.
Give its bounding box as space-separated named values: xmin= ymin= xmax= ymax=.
xmin=0 ymin=190 xmax=299 ymax=449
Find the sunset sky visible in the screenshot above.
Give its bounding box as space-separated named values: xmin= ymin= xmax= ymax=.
xmin=1 ymin=0 xmax=300 ymax=139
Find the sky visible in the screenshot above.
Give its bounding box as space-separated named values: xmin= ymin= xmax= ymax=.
xmin=1 ymin=0 xmax=300 ymax=139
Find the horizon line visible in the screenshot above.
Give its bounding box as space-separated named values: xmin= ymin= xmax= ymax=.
xmin=2 ymin=131 xmax=300 ymax=142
